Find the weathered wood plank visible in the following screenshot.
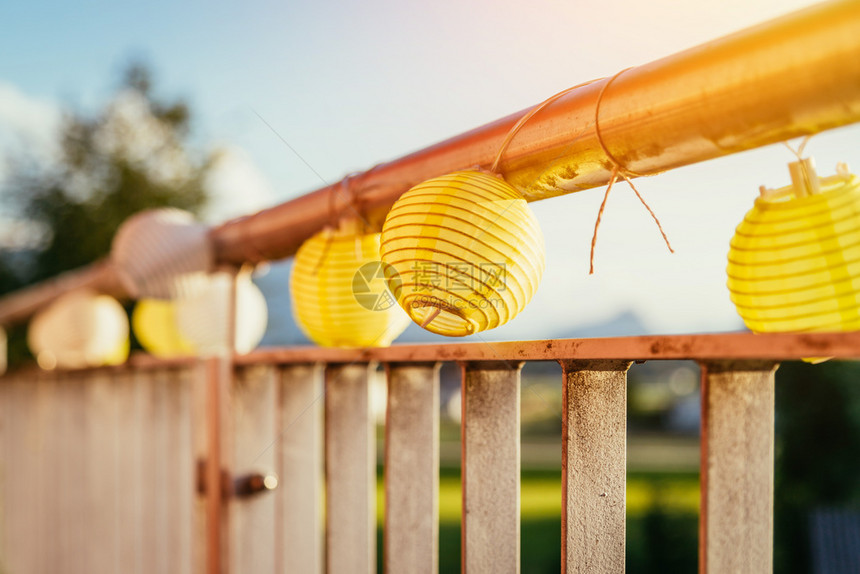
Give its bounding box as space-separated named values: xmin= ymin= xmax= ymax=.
xmin=699 ymin=360 xmax=777 ymax=574
xmin=192 ymin=361 xmax=209 ymax=574
xmin=230 ymin=364 xmax=279 ymax=573
xmin=384 ymin=363 xmax=440 ymax=574
xmin=559 ymin=360 xmax=630 ymax=574
xmin=277 ymin=364 xmax=324 ymax=574
xmin=461 ymin=361 xmax=522 ymax=574
xmin=85 ymin=369 xmax=118 ymax=574
xmin=325 ymin=363 xmax=375 ymax=574
xmin=171 ymin=367 xmax=196 ymax=574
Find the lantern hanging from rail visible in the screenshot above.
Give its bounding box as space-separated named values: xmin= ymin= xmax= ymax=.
xmin=27 ymin=289 xmax=129 ymax=369
xmin=132 ymin=299 xmax=196 ymax=358
xmin=290 ymin=220 xmax=410 ymax=347
xmin=173 ymin=270 xmax=268 ymax=356
xmin=380 ymin=170 xmax=545 ymax=337
xmin=727 ymin=158 xmax=860 ymax=342
xmin=111 ymin=208 xmax=212 ymax=300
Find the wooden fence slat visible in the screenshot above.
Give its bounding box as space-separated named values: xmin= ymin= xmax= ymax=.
xmin=230 ymin=364 xmax=279 ymax=572
xmin=559 ymin=360 xmax=631 ymax=574
xmin=384 ymin=363 xmax=440 ymax=574
xmin=277 ymin=364 xmax=324 ymax=574
xmin=173 ymin=367 xmax=196 ymax=574
xmin=325 ymin=363 xmax=375 ymax=574
xmin=699 ymin=360 xmax=777 ymax=574
xmin=86 ymin=370 xmax=118 ymax=574
xmin=461 ymin=361 xmax=522 ymax=574
xmin=151 ymin=368 xmax=170 ymax=573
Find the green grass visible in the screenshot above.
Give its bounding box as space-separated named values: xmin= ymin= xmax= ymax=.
xmin=376 ymin=468 xmax=699 ymax=573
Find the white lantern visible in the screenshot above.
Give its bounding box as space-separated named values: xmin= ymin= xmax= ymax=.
xmin=28 ymin=290 xmax=129 ymax=369
xmin=173 ymin=271 xmax=268 ymax=356
xmin=111 ymin=208 xmax=212 ymax=299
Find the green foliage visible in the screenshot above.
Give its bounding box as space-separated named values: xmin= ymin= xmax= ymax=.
xmin=774 ymin=360 xmax=860 ymax=573
xmin=1 ymin=62 xmax=212 ymax=289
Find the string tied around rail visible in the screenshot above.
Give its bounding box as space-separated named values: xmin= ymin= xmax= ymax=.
xmin=314 ymin=173 xmax=369 ymax=275
xmin=489 ymin=67 xmax=674 ymax=275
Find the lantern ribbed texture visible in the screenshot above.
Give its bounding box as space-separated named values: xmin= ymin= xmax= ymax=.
xmin=727 ymin=171 xmax=860 ymax=333
xmin=111 ymin=208 xmax=212 ymax=299
xmin=380 ymin=170 xmax=545 ymax=337
xmin=291 ymin=226 xmax=410 ymax=347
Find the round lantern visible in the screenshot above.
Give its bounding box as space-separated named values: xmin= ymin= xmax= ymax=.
xmin=173 ymin=271 xmax=268 ymax=356
xmin=290 ymin=223 xmax=410 ymax=347
xmin=380 ymin=170 xmax=545 ymax=336
xmin=727 ymin=160 xmax=860 ymax=335
xmin=28 ymin=290 xmax=129 ymax=369
xmin=111 ymin=208 xmax=212 ymax=299
xmin=132 ymin=299 xmax=195 ymax=358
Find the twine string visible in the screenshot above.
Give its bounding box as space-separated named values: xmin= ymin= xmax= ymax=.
xmin=783 ymin=135 xmax=812 ymax=160
xmin=590 ymin=168 xmax=618 ymax=274
xmin=589 ymin=67 xmax=673 ymax=273
xmin=490 ymin=66 xmax=673 ymax=275
xmin=490 ymin=78 xmax=603 ymax=174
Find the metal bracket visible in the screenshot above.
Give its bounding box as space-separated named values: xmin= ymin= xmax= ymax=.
xmin=196 ymin=460 xmax=279 ymax=499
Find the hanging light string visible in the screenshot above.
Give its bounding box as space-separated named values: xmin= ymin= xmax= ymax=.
xmin=489 ymin=68 xmax=674 ymax=274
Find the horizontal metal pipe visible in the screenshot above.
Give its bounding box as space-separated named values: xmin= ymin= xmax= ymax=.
xmin=0 ymin=261 xmax=125 ymax=326
xmin=211 ymin=0 xmax=860 ymax=265
xmin=6 ymin=330 xmax=860 ymax=373
xmin=232 ymin=330 xmax=860 ymax=363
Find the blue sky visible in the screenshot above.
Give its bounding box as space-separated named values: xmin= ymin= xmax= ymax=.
xmin=2 ymin=0 xmax=859 ymax=338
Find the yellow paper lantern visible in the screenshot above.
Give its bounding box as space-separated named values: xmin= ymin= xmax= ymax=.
xmin=727 ymin=160 xmax=860 ymax=336
xmin=290 ymin=223 xmax=410 ymax=347
xmin=28 ymin=290 xmax=129 ymax=369
xmin=132 ymin=299 xmax=196 ymax=358
xmin=380 ymin=170 xmax=545 ymax=336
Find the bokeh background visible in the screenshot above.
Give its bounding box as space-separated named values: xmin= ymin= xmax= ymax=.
xmin=2 ymin=1 xmax=859 ymax=572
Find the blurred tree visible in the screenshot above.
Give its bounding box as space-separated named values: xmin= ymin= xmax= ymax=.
xmin=0 ymin=62 xmax=214 ymax=363
xmin=2 ymin=62 xmax=211 ymax=285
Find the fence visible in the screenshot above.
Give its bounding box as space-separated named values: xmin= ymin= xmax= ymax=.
xmin=2 ymin=331 xmax=859 ymax=573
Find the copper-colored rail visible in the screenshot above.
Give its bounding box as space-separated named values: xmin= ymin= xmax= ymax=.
xmin=0 ymin=260 xmax=125 ymax=326
xmin=1 ymin=0 xmax=859 ymax=325
xmin=233 ymin=330 xmax=860 ymax=364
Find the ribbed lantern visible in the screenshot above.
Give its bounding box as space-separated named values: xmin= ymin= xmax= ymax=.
xmin=290 ymin=222 xmax=410 ymax=347
xmin=132 ymin=299 xmax=195 ymax=358
xmin=111 ymin=208 xmax=212 ymax=299
xmin=727 ymin=160 xmax=860 ymax=335
xmin=28 ymin=290 xmax=129 ymax=369
xmin=380 ymin=170 xmax=545 ymax=336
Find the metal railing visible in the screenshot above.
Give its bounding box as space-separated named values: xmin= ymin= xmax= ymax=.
xmin=2 ymin=331 xmax=857 ymax=572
